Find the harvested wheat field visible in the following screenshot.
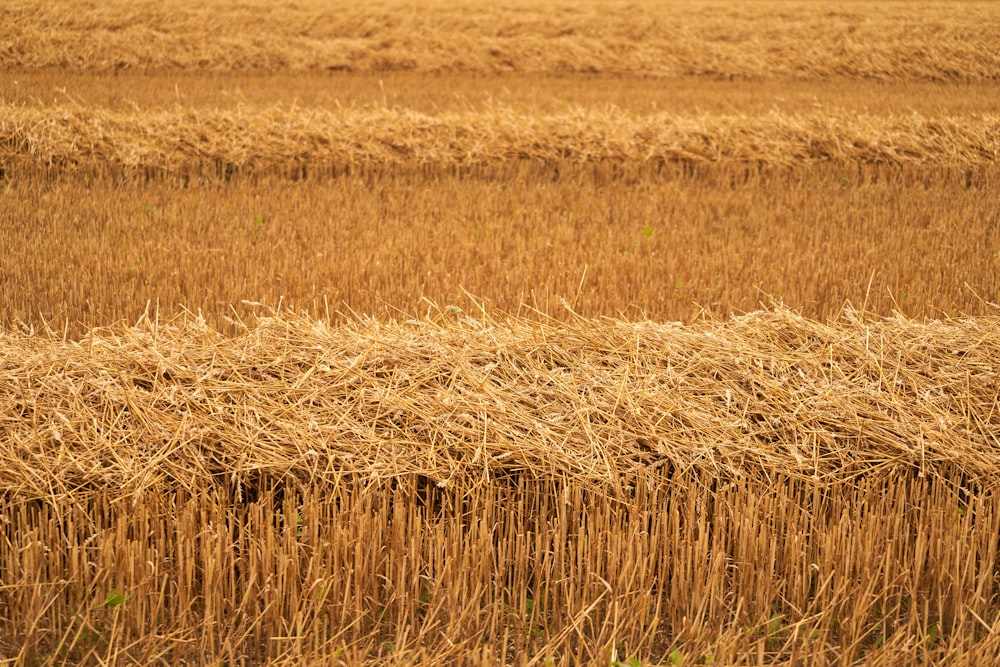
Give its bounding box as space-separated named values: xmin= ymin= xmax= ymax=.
xmin=2 ymin=0 xmax=1000 ymax=665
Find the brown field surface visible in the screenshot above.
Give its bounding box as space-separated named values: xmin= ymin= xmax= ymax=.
xmin=2 ymin=166 xmax=999 ymax=336
xmin=8 ymin=71 xmax=1000 ymax=115
xmin=2 ymin=1 xmax=1000 ymax=665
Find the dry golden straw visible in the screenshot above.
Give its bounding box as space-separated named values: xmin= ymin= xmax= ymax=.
xmin=3 ymin=0 xmax=999 ymax=80
xmin=4 ymin=0 xmax=1000 ymax=661
xmin=3 ymin=305 xmax=998 ymax=500
xmin=2 ymin=307 xmax=1000 ymax=665
xmin=2 ymin=104 xmax=998 ymax=171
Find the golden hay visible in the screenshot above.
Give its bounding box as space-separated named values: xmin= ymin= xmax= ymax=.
xmin=3 ymin=306 xmax=998 ymax=499
xmin=2 ymin=104 xmax=998 ymax=171
xmin=2 ymin=308 xmax=1000 ymax=665
xmin=4 ymin=0 xmax=1000 ymax=661
xmin=3 ymin=0 xmax=999 ymax=80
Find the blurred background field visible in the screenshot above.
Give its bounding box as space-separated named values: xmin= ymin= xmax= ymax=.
xmin=2 ymin=0 xmax=999 ymax=333
xmin=4 ymin=0 xmax=999 ymax=79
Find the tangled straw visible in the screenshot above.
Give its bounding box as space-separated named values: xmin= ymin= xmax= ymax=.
xmin=2 ymin=104 xmax=999 ymax=172
xmin=2 ymin=305 xmax=998 ymax=502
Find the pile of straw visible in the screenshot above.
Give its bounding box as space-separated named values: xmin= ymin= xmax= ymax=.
xmin=3 ymin=306 xmax=998 ymax=502
xmin=2 ymin=104 xmax=998 ymax=172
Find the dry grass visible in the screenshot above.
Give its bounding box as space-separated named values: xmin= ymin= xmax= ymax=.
xmin=2 ymin=103 xmax=998 ymax=171
xmin=2 ymin=307 xmax=1000 ymax=665
xmin=4 ymin=0 xmax=999 ymax=80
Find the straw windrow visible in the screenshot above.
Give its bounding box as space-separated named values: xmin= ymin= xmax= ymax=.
xmin=4 ymin=0 xmax=999 ymax=80
xmin=2 ymin=104 xmax=998 ymax=171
